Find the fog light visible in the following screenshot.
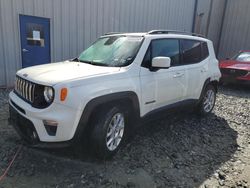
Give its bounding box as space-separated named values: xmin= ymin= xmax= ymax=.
xmin=43 ymin=120 xmax=58 ymax=136
xmin=43 ymin=120 xmax=58 ymax=126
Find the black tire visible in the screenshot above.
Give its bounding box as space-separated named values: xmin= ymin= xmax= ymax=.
xmin=90 ymin=105 xmax=127 ymax=159
xmin=196 ymin=84 xmax=216 ymax=116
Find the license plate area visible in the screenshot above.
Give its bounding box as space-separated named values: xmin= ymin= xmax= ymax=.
xmin=9 ymin=104 xmax=39 ymax=143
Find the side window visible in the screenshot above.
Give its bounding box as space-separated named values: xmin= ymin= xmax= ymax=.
xmin=181 ymin=40 xmax=202 ymax=64
xmin=201 ymin=41 xmax=209 ymax=60
xmin=142 ymin=39 xmax=180 ymax=68
xmin=152 ymin=39 xmax=180 ymax=66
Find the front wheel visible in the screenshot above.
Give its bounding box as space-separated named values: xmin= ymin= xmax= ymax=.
xmin=197 ymin=85 xmax=216 ymax=116
xmin=90 ymin=106 xmax=127 ymax=159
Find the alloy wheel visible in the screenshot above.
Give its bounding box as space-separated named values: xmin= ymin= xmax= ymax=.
xmin=203 ymin=89 xmax=215 ymax=113
xmin=106 ymin=113 xmax=125 ymax=151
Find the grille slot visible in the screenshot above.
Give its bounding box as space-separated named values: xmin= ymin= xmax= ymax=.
xmin=220 ymin=68 xmax=248 ymax=77
xmin=15 ymin=76 xmax=35 ymax=103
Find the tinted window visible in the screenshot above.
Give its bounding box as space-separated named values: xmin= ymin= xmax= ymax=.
xmin=201 ymin=41 xmax=209 ymax=60
xmin=181 ymin=40 xmax=202 ymax=64
xmin=152 ymin=39 xmax=180 ymax=66
xmin=142 ymin=39 xmax=180 ymax=67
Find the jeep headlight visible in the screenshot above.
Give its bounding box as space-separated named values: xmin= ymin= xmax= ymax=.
xmin=44 ymin=86 xmax=54 ymax=103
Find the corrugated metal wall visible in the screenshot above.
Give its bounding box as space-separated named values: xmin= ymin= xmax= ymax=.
xmin=0 ymin=0 xmax=196 ymax=87
xmin=194 ymin=0 xmax=225 ymax=54
xmin=1 ymin=0 xmax=249 ymax=87
xmin=206 ymin=0 xmax=226 ymax=54
xmin=218 ymin=0 xmax=250 ymax=59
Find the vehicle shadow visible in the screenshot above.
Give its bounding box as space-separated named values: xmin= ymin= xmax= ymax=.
xmin=30 ymin=111 xmax=237 ymax=187
xmin=1 ymin=90 xmax=238 ymax=187
xmin=119 ymin=112 xmax=238 ymax=187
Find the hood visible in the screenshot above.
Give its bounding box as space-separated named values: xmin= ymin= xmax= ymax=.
xmin=17 ymin=61 xmax=121 ymax=85
xmin=219 ymin=60 xmax=250 ymax=71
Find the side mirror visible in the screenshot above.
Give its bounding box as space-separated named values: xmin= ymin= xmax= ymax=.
xmin=151 ymin=57 xmax=171 ymax=71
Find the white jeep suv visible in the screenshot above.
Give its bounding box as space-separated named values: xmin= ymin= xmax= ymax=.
xmin=9 ymin=30 xmax=221 ymax=158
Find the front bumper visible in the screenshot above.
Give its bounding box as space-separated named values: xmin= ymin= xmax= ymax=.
xmin=9 ymin=104 xmax=74 ymax=148
xmin=220 ymin=74 xmax=250 ymax=84
xmin=9 ymin=103 xmax=39 ymax=144
xmin=9 ymin=91 xmax=83 ymax=144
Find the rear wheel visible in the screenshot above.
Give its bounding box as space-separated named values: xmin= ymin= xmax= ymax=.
xmin=91 ymin=106 xmax=127 ymax=159
xmin=197 ymin=85 xmax=216 ymax=115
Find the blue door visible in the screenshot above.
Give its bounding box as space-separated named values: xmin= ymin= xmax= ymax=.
xmin=19 ymin=15 xmax=50 ymax=68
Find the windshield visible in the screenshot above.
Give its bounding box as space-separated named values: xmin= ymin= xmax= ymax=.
xmin=233 ymin=52 xmax=250 ymax=62
xmin=78 ymin=36 xmax=143 ymax=67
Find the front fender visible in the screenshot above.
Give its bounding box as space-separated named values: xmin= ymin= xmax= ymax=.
xmin=71 ymin=91 xmax=140 ymax=142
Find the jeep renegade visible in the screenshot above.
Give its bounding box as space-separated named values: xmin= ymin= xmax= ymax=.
xmin=9 ymin=30 xmax=221 ymax=158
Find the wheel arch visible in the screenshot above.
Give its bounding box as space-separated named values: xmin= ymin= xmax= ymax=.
xmin=209 ymin=80 xmax=219 ymax=93
xmin=199 ymin=78 xmax=219 ymax=102
xmin=72 ymin=91 xmax=140 ymax=142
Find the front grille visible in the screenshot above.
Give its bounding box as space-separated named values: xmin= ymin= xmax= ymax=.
xmin=14 ymin=76 xmax=53 ymax=109
xmin=220 ymin=68 xmax=248 ymax=77
xmin=15 ymin=76 xmax=36 ymax=103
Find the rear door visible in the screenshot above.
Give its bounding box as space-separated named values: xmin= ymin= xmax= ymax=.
xmin=180 ymin=39 xmax=209 ymax=99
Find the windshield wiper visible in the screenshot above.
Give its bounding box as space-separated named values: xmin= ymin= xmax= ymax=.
xmin=80 ymin=59 xmax=111 ymax=66
xmin=72 ymin=57 xmax=89 ymax=63
xmin=72 ymin=58 xmax=93 ymax=65
xmin=72 ymin=57 xmax=80 ymax=62
xmin=72 ymin=58 xmax=112 ymax=67
xmin=90 ymin=61 xmax=110 ymax=66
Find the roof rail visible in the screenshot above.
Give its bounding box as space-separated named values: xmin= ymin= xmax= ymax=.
xmin=147 ymin=30 xmax=205 ymax=38
xmin=104 ymin=32 xmax=124 ymax=35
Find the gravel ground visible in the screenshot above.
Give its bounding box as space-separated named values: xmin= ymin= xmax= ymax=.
xmin=0 ymin=84 xmax=249 ymax=188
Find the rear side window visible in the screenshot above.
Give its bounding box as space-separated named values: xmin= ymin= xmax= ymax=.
xmin=201 ymin=41 xmax=209 ymax=60
xmin=181 ymin=40 xmax=202 ymax=64
xmin=181 ymin=40 xmax=209 ymax=65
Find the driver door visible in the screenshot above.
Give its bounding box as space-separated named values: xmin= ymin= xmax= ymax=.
xmin=140 ymin=38 xmax=187 ymax=115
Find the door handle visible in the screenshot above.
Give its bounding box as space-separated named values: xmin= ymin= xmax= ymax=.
xmin=201 ymin=68 xmax=207 ymax=73
xmin=173 ymin=72 xmax=184 ymax=78
xmin=22 ymin=49 xmax=29 ymax=52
